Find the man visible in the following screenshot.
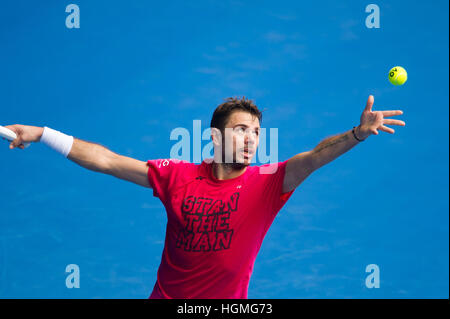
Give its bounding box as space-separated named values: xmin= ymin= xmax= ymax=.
xmin=4 ymin=95 xmax=405 ymax=298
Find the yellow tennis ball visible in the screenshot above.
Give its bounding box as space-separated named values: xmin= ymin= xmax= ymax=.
xmin=388 ymin=66 xmax=407 ymax=86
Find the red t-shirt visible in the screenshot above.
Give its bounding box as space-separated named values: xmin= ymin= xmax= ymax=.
xmin=146 ymin=158 xmax=295 ymax=299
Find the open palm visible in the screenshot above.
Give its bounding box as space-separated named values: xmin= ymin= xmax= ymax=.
xmin=360 ymin=95 xmax=405 ymax=136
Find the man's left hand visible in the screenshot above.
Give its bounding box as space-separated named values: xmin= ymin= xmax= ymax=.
xmin=358 ymin=95 xmax=406 ymax=139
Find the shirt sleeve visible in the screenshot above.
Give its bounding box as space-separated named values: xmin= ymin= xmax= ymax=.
xmin=259 ymin=159 xmax=295 ymax=216
xmin=147 ymin=158 xmax=187 ymax=204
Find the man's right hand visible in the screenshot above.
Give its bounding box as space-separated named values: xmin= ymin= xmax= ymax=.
xmin=3 ymin=124 xmax=44 ymax=149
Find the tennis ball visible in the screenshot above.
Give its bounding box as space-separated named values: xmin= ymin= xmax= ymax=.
xmin=388 ymin=66 xmax=407 ymax=86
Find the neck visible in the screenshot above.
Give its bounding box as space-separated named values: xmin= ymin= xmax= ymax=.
xmin=212 ymin=161 xmax=247 ymax=180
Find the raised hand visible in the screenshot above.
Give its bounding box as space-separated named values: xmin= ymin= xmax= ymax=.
xmin=358 ymin=95 xmax=406 ymax=139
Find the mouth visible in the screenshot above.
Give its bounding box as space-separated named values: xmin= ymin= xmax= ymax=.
xmin=241 ymin=149 xmax=254 ymax=157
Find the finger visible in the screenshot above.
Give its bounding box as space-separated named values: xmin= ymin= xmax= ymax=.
xmin=365 ymin=95 xmax=374 ymax=112
xmin=383 ymin=119 xmax=406 ymax=126
xmin=379 ymin=125 xmax=395 ymax=134
xmin=381 ymin=110 xmax=403 ymax=117
xmin=11 ymin=138 xmax=22 ymax=148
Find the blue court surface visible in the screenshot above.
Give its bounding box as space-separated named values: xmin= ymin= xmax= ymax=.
xmin=0 ymin=0 xmax=448 ymax=298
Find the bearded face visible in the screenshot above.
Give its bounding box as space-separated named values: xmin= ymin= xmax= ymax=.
xmin=213 ymin=111 xmax=260 ymax=168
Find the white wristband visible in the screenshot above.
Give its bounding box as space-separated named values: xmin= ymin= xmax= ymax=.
xmin=40 ymin=127 xmax=74 ymax=158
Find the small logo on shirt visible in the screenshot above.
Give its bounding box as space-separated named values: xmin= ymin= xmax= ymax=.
xmin=195 ymin=176 xmax=205 ymax=180
xmin=158 ymin=159 xmax=170 ymax=168
xmin=236 ymin=185 xmax=242 ymax=189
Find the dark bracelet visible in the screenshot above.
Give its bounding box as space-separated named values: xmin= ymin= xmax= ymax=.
xmin=352 ymin=126 xmax=365 ymax=142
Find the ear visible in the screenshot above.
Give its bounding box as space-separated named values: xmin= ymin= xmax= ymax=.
xmin=211 ymin=127 xmax=223 ymax=146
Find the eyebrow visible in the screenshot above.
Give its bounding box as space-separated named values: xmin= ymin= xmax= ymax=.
xmin=233 ymin=124 xmax=260 ymax=131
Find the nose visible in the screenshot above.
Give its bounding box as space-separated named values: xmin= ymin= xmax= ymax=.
xmin=244 ymin=133 xmax=257 ymax=147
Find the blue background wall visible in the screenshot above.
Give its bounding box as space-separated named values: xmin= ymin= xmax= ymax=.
xmin=0 ymin=0 xmax=448 ymax=298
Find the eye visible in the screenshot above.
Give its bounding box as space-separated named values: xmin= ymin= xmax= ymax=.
xmin=234 ymin=127 xmax=245 ymax=134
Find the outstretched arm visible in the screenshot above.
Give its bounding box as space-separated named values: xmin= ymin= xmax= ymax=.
xmin=5 ymin=124 xmax=151 ymax=188
xmin=283 ymin=95 xmax=406 ymax=193
xmin=68 ymin=137 xmax=151 ymax=188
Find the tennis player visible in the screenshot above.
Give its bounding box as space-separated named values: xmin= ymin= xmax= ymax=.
xmin=4 ymin=95 xmax=405 ymax=298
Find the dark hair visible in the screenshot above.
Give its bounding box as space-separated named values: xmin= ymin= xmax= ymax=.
xmin=210 ymin=96 xmax=263 ymax=133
